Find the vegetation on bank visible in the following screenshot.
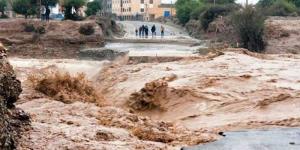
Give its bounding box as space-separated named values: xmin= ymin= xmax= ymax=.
xmin=0 ymin=0 xmax=7 ymax=18
xmin=9 ymin=0 xmax=102 ymax=20
xmin=175 ymin=0 xmax=300 ymax=52
xmin=85 ymin=0 xmax=103 ymax=16
xmin=232 ymin=7 xmax=266 ymax=52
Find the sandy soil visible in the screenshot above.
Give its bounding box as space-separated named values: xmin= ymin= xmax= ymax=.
xmin=265 ymin=17 xmax=300 ymax=54
xmin=0 ymin=19 xmax=105 ymax=59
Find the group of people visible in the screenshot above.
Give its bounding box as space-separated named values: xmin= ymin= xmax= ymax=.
xmin=135 ymin=25 xmax=165 ymax=38
xmin=40 ymin=5 xmax=51 ymax=22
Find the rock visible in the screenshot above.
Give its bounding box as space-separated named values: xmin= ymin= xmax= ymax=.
xmin=96 ymin=16 xmax=124 ymax=37
xmin=0 ymin=43 xmax=30 ymax=149
xmin=79 ymin=48 xmax=128 ymax=61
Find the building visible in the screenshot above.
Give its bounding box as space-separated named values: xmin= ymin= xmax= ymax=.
xmin=101 ymin=0 xmax=112 ymax=14
xmin=103 ymin=0 xmax=175 ymax=21
xmin=146 ymin=0 xmax=176 ymax=20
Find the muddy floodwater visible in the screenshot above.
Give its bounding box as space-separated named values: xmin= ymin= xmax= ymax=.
xmin=5 ymin=20 xmax=300 ymax=150
xmin=105 ymin=42 xmax=201 ymax=57
xmin=9 ymin=58 xmax=110 ymax=81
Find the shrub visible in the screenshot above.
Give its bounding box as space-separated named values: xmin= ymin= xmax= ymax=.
xmin=0 ymin=14 xmax=8 ymax=18
xmin=12 ymin=0 xmax=37 ymax=18
xmin=232 ymin=6 xmax=266 ymax=52
xmin=85 ymin=0 xmax=102 ymax=16
xmin=35 ymin=26 xmax=46 ymax=34
xmin=62 ymin=0 xmax=87 ymax=20
xmin=23 ymin=23 xmax=35 ymax=32
xmin=204 ymin=0 xmax=235 ymax=4
xmin=175 ymin=0 xmax=203 ymax=25
xmin=257 ymin=0 xmax=276 ymax=8
xmin=290 ymin=0 xmax=300 ymax=7
xmin=267 ymin=0 xmax=297 ymax=16
xmin=27 ymin=71 xmax=103 ymax=105
xmin=200 ymin=5 xmax=231 ymax=31
xmin=190 ymin=6 xmax=207 ymax=20
xmin=185 ymin=19 xmax=202 ymax=38
xmin=79 ymin=24 xmax=95 ymax=35
xmin=0 ymin=0 xmax=6 ymax=17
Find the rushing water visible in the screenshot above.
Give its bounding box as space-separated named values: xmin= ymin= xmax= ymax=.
xmin=9 ymin=58 xmax=110 ymax=80
xmin=105 ymin=42 xmax=201 ymax=57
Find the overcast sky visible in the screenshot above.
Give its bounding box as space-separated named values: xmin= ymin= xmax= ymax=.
xmin=161 ymin=0 xmax=259 ymax=5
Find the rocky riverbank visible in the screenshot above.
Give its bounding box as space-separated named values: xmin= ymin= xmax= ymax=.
xmin=0 ymin=43 xmax=30 ymax=149
xmin=0 ymin=18 xmax=123 ymax=59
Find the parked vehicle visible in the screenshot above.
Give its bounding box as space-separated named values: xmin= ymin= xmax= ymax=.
xmin=49 ymin=13 xmax=64 ymax=21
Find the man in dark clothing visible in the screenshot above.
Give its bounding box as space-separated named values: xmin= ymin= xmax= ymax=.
xmin=139 ymin=26 xmax=142 ymax=38
xmin=135 ymin=28 xmax=138 ymax=37
xmin=145 ymin=25 xmax=149 ymax=38
xmin=151 ymin=25 xmax=156 ymax=38
xmin=161 ymin=25 xmax=165 ymax=38
xmin=45 ymin=6 xmax=51 ymax=22
xmin=141 ymin=25 xmax=145 ymax=38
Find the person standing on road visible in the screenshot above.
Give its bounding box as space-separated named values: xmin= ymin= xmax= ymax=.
xmin=139 ymin=26 xmax=142 ymax=38
xmin=151 ymin=25 xmax=156 ymax=38
xmin=40 ymin=5 xmax=46 ymax=21
xmin=135 ymin=28 xmax=138 ymax=37
xmin=45 ymin=6 xmax=51 ymax=22
xmin=161 ymin=25 xmax=165 ymax=38
xmin=141 ymin=25 xmax=145 ymax=38
xmin=145 ymin=25 xmax=149 ymax=38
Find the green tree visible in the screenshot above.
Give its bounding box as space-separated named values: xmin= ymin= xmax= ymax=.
xmin=61 ymin=0 xmax=87 ymax=20
xmin=204 ymin=0 xmax=235 ymax=4
xmin=200 ymin=4 xmax=236 ymax=31
xmin=12 ymin=0 xmax=37 ymax=18
xmin=289 ymin=0 xmax=300 ymax=7
xmin=268 ymin=0 xmax=297 ymax=16
xmin=190 ymin=5 xmax=207 ymax=20
xmin=257 ymin=0 xmax=276 ymax=7
xmin=0 ymin=0 xmax=6 ymax=16
xmin=85 ymin=0 xmax=102 ymax=16
xmin=41 ymin=0 xmax=59 ymax=7
xmin=175 ymin=0 xmax=203 ymax=24
xmin=232 ymin=6 xmax=266 ymax=52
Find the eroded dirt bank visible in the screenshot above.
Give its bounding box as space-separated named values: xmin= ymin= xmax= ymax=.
xmin=0 ymin=44 xmax=30 ymax=149
xmin=10 ymin=49 xmax=300 ymax=149
xmin=0 ymin=19 xmax=105 ymax=59
xmin=265 ymin=17 xmax=300 ymax=54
